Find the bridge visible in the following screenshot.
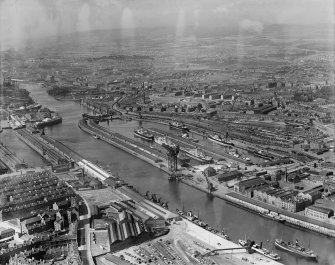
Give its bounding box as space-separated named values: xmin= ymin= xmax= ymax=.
xmin=201 ymin=247 xmax=246 ymax=257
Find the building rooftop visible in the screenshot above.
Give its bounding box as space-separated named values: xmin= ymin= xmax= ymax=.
xmin=307 ymin=205 xmax=334 ymax=215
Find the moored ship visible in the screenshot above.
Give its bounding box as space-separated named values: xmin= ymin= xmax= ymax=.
xmin=82 ymin=113 xmax=112 ymax=121
xmin=25 ymin=103 xmax=42 ymax=111
xmin=154 ymin=136 xmax=176 ymax=148
xmin=274 ymin=239 xmax=317 ymax=260
xmin=35 ymin=116 xmax=62 ymax=129
xmin=176 ymin=208 xmax=208 ymax=228
xmin=252 ymin=150 xmax=274 ymax=160
xmin=134 ymin=128 xmax=154 ymax=141
xmin=208 ymin=134 xmax=234 ymax=146
xmin=183 ymin=148 xmax=213 ymax=163
xmin=169 ymin=121 xmax=189 ymax=131
xmin=252 ymin=243 xmax=281 ymax=261
xmin=262 ymin=212 xmax=286 ymax=223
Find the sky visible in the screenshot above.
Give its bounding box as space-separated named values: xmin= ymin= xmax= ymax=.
xmin=0 ymin=0 xmax=334 ymax=49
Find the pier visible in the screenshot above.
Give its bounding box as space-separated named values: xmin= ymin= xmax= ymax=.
xmin=15 ymin=129 xmax=74 ymax=167
xmin=0 ymin=142 xmax=26 ymax=172
xmin=78 ymin=119 xmax=171 ymax=173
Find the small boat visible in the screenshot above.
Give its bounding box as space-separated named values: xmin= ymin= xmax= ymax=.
xmin=274 ymin=239 xmax=317 ymax=260
xmin=176 ymin=208 xmax=184 ymax=216
xmin=220 ymin=230 xmax=230 ymax=240
xmin=93 ymin=135 xmax=100 ymax=139
xmin=238 ymin=239 xmax=248 ymax=248
xmin=263 ymin=212 xmax=286 ymax=223
xmin=169 ymin=121 xmax=189 ymax=131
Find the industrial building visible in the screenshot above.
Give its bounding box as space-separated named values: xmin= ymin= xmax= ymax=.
xmin=305 ymin=205 xmax=334 ymax=221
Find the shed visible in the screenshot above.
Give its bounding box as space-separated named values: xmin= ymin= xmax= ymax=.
xmin=217 ymin=170 xmax=243 ymax=182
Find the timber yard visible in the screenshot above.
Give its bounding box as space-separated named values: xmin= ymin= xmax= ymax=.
xmin=0 ymin=21 xmax=335 ymax=265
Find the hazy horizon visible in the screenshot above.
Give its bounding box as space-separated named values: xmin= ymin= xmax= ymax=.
xmin=1 ymin=0 xmax=334 ymax=50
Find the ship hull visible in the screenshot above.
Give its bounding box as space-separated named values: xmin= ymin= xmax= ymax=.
xmin=262 ymin=213 xmax=286 ymax=223
xmin=183 ymin=150 xmax=212 ymax=163
xmin=169 ymin=123 xmax=189 ymax=132
xmin=251 ymin=247 xmax=280 ymax=261
xmin=134 ymin=131 xmax=154 ymax=142
xmin=82 ymin=113 xmax=111 ymax=121
xmin=252 ymin=151 xmax=273 ymax=160
xmin=274 ymin=240 xmax=317 ymax=259
xmin=208 ymin=135 xmax=234 ymax=146
xmin=35 ymin=117 xmax=62 ymax=129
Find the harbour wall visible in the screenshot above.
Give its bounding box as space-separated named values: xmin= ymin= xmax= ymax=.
xmin=225 ymin=193 xmax=335 ymax=238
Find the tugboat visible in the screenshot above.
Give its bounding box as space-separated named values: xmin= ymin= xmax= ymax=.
xmin=134 ymin=128 xmax=154 ymax=142
xmin=220 ymin=230 xmax=230 ymax=240
xmin=208 ymin=134 xmax=234 ymax=146
xmin=263 ymin=211 xmax=286 ymax=223
xmin=169 ymin=120 xmax=189 ymax=132
xmin=274 ymin=239 xmax=317 ymax=260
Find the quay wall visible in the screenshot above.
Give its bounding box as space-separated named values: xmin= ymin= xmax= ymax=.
xmin=78 ymin=120 xmax=170 ymax=175
xmin=15 ymin=131 xmax=46 ymax=158
xmin=225 ymin=193 xmax=335 ymax=238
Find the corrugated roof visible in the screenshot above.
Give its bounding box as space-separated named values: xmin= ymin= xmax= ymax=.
xmin=307 ymin=205 xmax=334 ymax=215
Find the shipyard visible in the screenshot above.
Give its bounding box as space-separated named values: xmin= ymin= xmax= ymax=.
xmin=1 ymin=1 xmax=335 ymax=264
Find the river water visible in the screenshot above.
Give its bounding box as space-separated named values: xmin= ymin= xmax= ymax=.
xmin=6 ymin=83 xmax=335 ymax=265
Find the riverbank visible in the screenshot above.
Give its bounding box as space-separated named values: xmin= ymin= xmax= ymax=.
xmin=19 ymin=82 xmax=335 ymax=265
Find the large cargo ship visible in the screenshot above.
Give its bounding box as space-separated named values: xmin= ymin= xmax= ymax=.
xmin=169 ymin=121 xmax=189 ymax=132
xmin=208 ymin=134 xmax=234 ymax=146
xmin=183 ymin=148 xmax=213 ymax=163
xmin=154 ymin=136 xmax=176 ymax=148
xmin=274 ymin=239 xmax=317 ymax=260
xmin=134 ymin=128 xmax=154 ymax=142
xmin=35 ymin=116 xmax=62 ymax=129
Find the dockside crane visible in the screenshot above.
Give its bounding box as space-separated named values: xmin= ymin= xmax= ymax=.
xmin=204 ymin=175 xmax=216 ymax=195
xmin=162 ymin=143 xmax=180 ymax=172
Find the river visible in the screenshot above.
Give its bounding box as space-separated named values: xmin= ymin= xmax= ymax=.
xmin=7 ymin=83 xmax=335 ymax=265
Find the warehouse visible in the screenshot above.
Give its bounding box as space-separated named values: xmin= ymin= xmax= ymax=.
xmin=217 ymin=170 xmax=243 ymax=182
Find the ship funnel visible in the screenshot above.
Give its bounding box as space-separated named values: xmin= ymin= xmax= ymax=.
xmin=260 ymin=242 xmax=263 ymax=249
